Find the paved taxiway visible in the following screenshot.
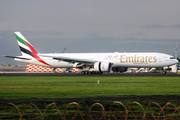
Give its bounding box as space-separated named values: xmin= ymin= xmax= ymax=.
xmin=0 ymin=72 xmax=180 ymax=76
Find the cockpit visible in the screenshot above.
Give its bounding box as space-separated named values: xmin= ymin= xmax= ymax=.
xmin=170 ymin=57 xmax=175 ymax=59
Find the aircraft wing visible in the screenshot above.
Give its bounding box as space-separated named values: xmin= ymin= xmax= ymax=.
xmin=40 ymin=55 xmax=96 ymax=64
xmin=3 ymin=55 xmax=32 ymax=60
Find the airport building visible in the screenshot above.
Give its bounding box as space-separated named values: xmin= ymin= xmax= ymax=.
xmin=0 ymin=64 xmax=26 ymax=72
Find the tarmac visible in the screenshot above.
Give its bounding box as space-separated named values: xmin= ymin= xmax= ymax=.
xmin=0 ymin=72 xmax=180 ymax=76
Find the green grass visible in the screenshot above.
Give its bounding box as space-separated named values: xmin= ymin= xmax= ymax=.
xmin=0 ymin=76 xmax=180 ymax=99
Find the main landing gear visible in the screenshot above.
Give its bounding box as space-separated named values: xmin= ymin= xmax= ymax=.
xmin=81 ymin=71 xmax=103 ymax=75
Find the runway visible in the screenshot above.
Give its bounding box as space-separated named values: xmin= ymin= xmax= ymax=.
xmin=0 ymin=72 xmax=180 ymax=76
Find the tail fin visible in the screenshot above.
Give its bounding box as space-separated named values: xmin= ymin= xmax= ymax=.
xmin=14 ymin=32 xmax=51 ymax=66
xmin=14 ymin=32 xmax=39 ymax=57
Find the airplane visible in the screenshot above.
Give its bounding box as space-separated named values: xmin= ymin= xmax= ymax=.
xmin=4 ymin=32 xmax=178 ymax=75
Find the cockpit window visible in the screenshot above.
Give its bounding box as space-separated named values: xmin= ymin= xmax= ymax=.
xmin=170 ymin=57 xmax=175 ymax=59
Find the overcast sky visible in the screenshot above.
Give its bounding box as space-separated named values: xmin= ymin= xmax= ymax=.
xmin=0 ymin=0 xmax=180 ymax=65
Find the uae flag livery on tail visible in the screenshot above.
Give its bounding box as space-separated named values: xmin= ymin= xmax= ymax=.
xmin=15 ymin=32 xmax=51 ymax=66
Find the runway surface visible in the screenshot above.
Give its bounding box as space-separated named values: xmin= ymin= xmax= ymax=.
xmin=0 ymin=72 xmax=180 ymax=76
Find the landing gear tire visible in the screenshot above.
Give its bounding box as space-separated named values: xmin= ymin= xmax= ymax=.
xmin=81 ymin=71 xmax=86 ymax=74
xmin=162 ymin=71 xmax=167 ymax=75
xmin=81 ymin=71 xmax=103 ymax=75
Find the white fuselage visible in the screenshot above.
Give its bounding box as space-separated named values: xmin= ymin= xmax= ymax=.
xmin=15 ymin=52 xmax=178 ymax=68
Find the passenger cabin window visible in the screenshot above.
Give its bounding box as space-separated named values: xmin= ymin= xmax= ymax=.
xmin=170 ymin=57 xmax=175 ymax=59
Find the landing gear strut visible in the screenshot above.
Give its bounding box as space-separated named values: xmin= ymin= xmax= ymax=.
xmin=162 ymin=71 xmax=167 ymax=75
xmin=162 ymin=66 xmax=169 ymax=75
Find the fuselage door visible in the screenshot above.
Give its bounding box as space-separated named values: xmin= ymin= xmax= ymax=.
xmin=158 ymin=56 xmax=163 ymax=62
xmin=96 ymin=56 xmax=101 ymax=61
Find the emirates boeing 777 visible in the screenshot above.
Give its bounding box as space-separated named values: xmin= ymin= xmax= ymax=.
xmin=4 ymin=32 xmax=178 ymax=74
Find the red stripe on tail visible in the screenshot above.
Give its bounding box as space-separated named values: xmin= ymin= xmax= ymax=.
xmin=25 ymin=42 xmax=51 ymax=66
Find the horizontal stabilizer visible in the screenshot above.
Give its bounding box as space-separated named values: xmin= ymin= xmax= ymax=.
xmin=3 ymin=55 xmax=32 ymax=60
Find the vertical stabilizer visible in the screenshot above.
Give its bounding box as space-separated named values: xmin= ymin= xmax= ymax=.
xmin=14 ymin=32 xmax=51 ymax=66
xmin=14 ymin=32 xmax=39 ymax=57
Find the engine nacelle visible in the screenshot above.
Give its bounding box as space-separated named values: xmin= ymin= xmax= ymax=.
xmin=94 ymin=62 xmax=111 ymax=72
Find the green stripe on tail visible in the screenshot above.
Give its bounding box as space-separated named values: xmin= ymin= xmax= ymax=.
xmin=15 ymin=33 xmax=28 ymax=47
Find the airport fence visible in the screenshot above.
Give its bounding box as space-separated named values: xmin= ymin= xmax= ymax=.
xmin=0 ymin=101 xmax=180 ymax=120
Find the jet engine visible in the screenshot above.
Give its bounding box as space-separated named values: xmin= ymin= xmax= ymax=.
xmin=94 ymin=62 xmax=111 ymax=72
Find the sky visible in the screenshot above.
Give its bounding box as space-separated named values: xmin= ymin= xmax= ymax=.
xmin=0 ymin=0 xmax=180 ymax=65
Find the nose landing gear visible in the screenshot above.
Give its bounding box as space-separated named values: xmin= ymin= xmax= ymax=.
xmin=162 ymin=66 xmax=169 ymax=75
xmin=162 ymin=71 xmax=167 ymax=75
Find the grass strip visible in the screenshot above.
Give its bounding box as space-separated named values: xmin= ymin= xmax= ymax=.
xmin=0 ymin=76 xmax=180 ymax=99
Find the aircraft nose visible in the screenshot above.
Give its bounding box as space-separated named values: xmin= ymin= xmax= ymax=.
xmin=174 ymin=59 xmax=179 ymax=64
xmin=175 ymin=59 xmax=179 ymax=63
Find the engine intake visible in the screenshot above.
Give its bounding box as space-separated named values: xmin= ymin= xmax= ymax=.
xmin=94 ymin=62 xmax=111 ymax=72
